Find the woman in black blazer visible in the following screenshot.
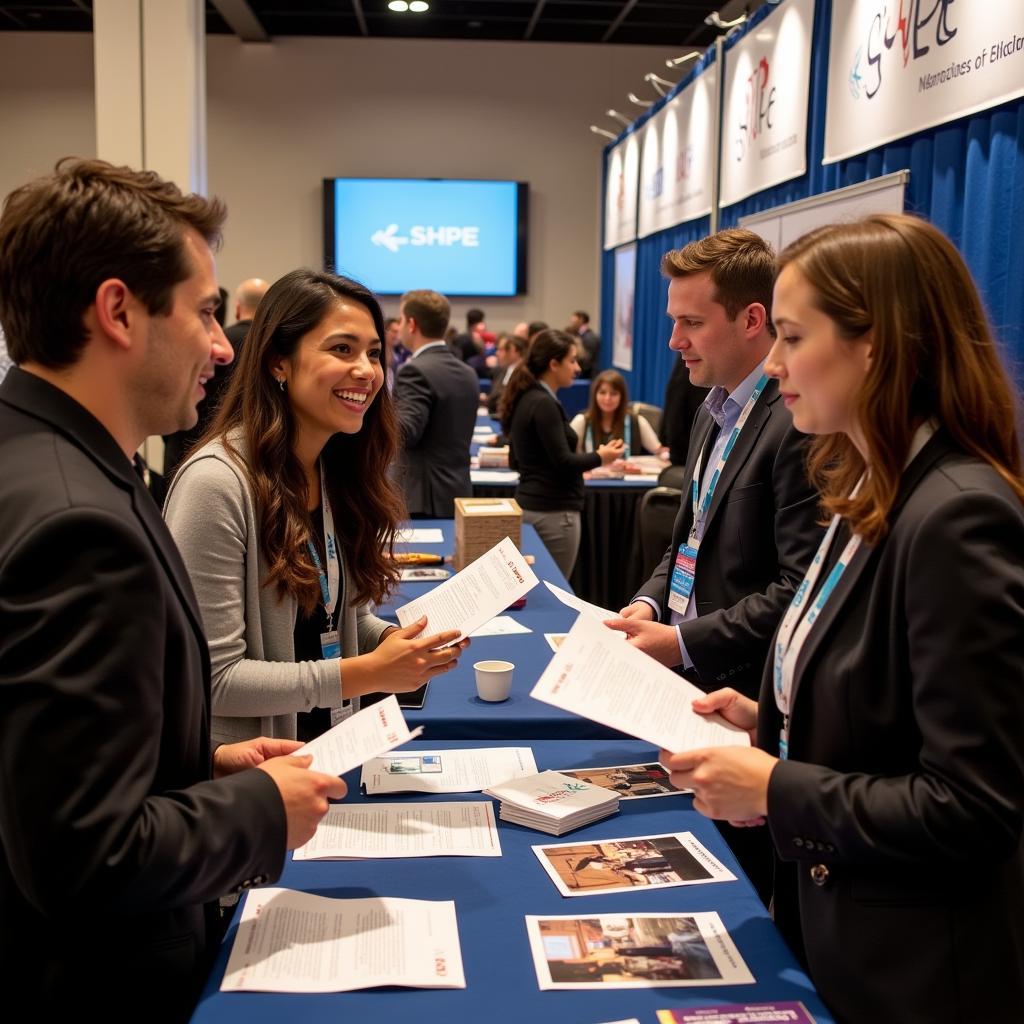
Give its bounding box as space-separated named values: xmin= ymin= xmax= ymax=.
xmin=499 ymin=330 xmax=623 ymax=576
xmin=662 ymin=214 xmax=1024 ymax=1024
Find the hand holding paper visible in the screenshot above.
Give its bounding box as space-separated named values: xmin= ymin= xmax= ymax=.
xmin=295 ymin=694 xmax=423 ymax=777
xmin=396 ymin=537 xmax=537 ymax=641
xmin=530 ymin=612 xmax=750 ymax=753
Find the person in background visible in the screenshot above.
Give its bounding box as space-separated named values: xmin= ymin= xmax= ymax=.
xmin=663 ymin=214 xmax=1024 ymax=1024
xmin=500 ymin=329 xmax=623 ymax=577
xmin=659 ymin=353 xmax=709 ymax=473
xmin=0 ymin=157 xmax=341 ymax=1022
xmin=527 ymin=319 xmax=549 ymax=342
xmin=383 ymin=315 xmax=409 ymax=386
xmin=165 ymin=270 xmax=467 ymax=744
xmin=570 ymin=369 xmax=664 ymax=457
xmin=484 ymin=332 xmax=527 ymax=415
xmin=567 ymin=309 xmax=601 ymax=377
xmin=450 ymin=306 xmax=486 ymax=363
xmin=163 ymin=276 xmax=269 ymax=477
xmin=394 ymin=288 xmax=479 ymax=517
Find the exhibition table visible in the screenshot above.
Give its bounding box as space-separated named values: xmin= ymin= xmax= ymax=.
xmin=191 ymin=739 xmax=834 ymax=1024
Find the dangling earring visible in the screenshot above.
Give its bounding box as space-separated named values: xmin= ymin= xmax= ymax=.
xmin=277 ymin=378 xmax=286 ymax=392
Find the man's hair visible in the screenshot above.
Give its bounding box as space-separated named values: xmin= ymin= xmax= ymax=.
xmin=661 ymin=228 xmax=775 ymax=324
xmin=527 ymin=319 xmax=549 ymax=339
xmin=573 ymin=310 xmax=590 ymax=324
xmin=384 ymin=317 xmax=399 ymax=330
xmin=0 ymin=157 xmax=226 ymax=369
xmin=466 ymin=308 xmax=485 ymax=328
xmin=401 ymin=289 xmax=450 ymax=340
xmin=502 ymin=333 xmax=527 ymax=357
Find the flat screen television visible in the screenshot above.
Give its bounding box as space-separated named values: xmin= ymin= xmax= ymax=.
xmin=323 ymin=177 xmax=528 ymax=297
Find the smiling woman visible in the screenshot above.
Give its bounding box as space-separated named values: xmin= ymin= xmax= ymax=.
xmin=163 ymin=269 xmax=468 ymax=744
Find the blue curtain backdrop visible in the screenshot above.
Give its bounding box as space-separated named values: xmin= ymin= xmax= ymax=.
xmin=600 ymin=0 xmax=1024 ymax=401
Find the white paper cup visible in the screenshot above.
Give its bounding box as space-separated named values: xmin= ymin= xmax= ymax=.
xmin=474 ymin=660 xmax=514 ymax=702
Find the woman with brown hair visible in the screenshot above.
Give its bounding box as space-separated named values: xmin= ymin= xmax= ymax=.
xmin=165 ymin=269 xmax=466 ymax=744
xmin=499 ymin=329 xmax=623 ymax=576
xmin=661 ymin=214 xmax=1024 ymax=1023
xmin=569 ymin=369 xmax=664 ymax=457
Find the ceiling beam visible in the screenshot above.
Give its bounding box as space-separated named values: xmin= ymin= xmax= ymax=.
xmin=0 ymin=7 xmax=29 ymax=28
xmin=601 ymin=0 xmax=639 ymax=43
xmin=209 ymin=0 xmax=269 ymax=42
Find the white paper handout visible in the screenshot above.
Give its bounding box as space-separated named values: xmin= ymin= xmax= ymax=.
xmin=293 ymin=801 xmax=501 ymax=859
xmin=470 ymin=615 xmax=531 ymax=637
xmin=532 ymin=831 xmax=735 ymax=898
xmin=396 ymin=527 xmax=445 ymax=543
xmin=530 ymin=613 xmax=750 ymax=752
xmin=362 ymin=746 xmax=537 ymax=794
xmin=295 ymin=694 xmax=422 ymax=776
xmin=543 ymin=579 xmax=618 ymax=620
xmin=395 ymin=537 xmax=538 ymax=640
xmin=525 ymin=911 xmax=754 ymax=990
xmin=221 ymin=888 xmax=466 ymax=992
xmin=470 ymin=470 xmax=520 ymax=484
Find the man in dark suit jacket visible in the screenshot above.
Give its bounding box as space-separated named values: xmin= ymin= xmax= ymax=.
xmin=607 ymin=229 xmax=822 ymax=900
xmin=0 ymin=159 xmax=343 ymax=1022
xmin=394 ymin=289 xmax=479 ymax=517
xmin=162 ymin=276 xmax=268 ymax=477
xmin=567 ymin=309 xmax=600 ymax=378
xmin=484 ymin=332 xmax=526 ymax=415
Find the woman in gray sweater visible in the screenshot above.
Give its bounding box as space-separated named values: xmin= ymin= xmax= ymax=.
xmin=165 ymin=269 xmax=466 ymax=745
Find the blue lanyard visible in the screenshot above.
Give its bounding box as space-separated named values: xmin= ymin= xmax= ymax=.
xmin=585 ymin=415 xmax=632 ymax=457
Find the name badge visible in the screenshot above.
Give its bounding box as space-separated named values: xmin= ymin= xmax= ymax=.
xmin=667 ymin=541 xmax=699 ymax=615
xmin=319 ymin=629 xmax=341 ymax=660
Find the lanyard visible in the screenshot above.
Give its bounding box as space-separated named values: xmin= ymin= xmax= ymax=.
xmin=773 ymin=418 xmax=937 ymax=751
xmin=689 ymin=374 xmax=769 ymax=542
xmin=306 ymin=463 xmax=341 ymax=632
xmin=585 ymin=415 xmax=632 ymax=457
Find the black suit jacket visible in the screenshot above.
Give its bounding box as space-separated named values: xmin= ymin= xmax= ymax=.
xmin=635 ymin=377 xmax=822 ymax=696
xmin=576 ymin=328 xmax=601 ymax=378
xmin=759 ymin=433 xmax=1024 ymax=1023
xmin=394 ymin=344 xmax=479 ymax=517
xmin=0 ymin=368 xmax=285 ymax=1022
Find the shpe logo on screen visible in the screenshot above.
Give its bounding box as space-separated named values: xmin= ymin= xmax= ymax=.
xmin=371 ymin=223 xmax=481 ymax=253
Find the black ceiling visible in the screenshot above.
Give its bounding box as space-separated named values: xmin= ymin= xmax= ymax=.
xmin=0 ymin=1 xmax=748 ymax=48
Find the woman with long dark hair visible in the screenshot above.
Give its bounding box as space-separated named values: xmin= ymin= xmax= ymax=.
xmin=569 ymin=369 xmax=663 ymax=457
xmin=165 ymin=269 xmax=466 ymax=743
xmin=499 ymin=329 xmax=623 ymax=576
xmin=661 ymin=215 xmax=1024 ymax=1022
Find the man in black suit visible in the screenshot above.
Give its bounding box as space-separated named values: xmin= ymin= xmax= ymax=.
xmin=162 ymin=276 xmax=268 ymax=477
xmin=567 ymin=309 xmax=600 ymax=378
xmin=394 ymin=289 xmax=479 ymax=517
xmin=484 ymin=332 xmax=526 ymax=415
xmin=0 ymin=159 xmax=344 ymax=1023
xmin=607 ymin=229 xmax=822 ymax=901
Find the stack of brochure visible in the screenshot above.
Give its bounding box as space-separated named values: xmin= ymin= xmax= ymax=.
xmin=484 ymin=770 xmax=619 ymax=835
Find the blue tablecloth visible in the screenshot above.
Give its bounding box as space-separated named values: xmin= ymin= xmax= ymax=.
xmin=191 ymin=739 xmax=834 ymax=1024
xmin=380 ymin=521 xmax=625 ymax=740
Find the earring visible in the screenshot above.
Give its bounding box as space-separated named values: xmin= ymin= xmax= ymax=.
xmin=277 ymin=378 xmax=286 ymax=391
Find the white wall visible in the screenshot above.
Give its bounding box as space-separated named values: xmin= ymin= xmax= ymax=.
xmin=0 ymin=31 xmax=680 ymax=331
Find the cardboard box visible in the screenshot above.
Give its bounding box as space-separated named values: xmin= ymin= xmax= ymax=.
xmin=454 ymin=497 xmax=522 ymax=571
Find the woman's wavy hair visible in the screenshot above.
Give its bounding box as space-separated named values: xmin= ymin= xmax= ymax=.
xmin=498 ymin=328 xmax=577 ymax=433
xmin=585 ymin=369 xmax=630 ymax=438
xmin=204 ymin=268 xmax=403 ymax=612
xmin=778 ymin=214 xmax=1024 ymax=543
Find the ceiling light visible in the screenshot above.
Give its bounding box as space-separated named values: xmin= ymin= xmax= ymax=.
xmin=605 ymin=109 xmax=633 ymax=126
xmin=388 ymin=1 xmax=409 ymax=11
xmin=590 ymin=125 xmax=618 ymax=140
xmin=666 ymin=50 xmax=701 ymax=69
xmin=627 ymin=92 xmax=653 ymax=108
xmin=409 ymin=0 xmax=429 ymax=10
xmin=643 ymin=72 xmax=676 ymax=97
xmin=705 ymin=10 xmax=748 ymax=29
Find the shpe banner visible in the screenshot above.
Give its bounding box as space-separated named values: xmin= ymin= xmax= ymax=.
xmin=719 ymin=0 xmax=816 ymax=209
xmin=825 ymin=0 xmax=1024 ymax=164
xmin=603 ymin=134 xmax=640 ymax=250
xmin=638 ymin=64 xmax=717 ymax=237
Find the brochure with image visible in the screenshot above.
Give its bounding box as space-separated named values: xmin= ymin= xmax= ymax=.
xmin=362 ymin=746 xmax=537 ymax=795
xmin=553 ymin=761 xmax=687 ymax=799
xmin=533 ymin=832 xmax=735 ymax=897
xmin=657 ymin=1003 xmax=816 ymax=1023
xmin=525 ymin=912 xmax=754 ymax=990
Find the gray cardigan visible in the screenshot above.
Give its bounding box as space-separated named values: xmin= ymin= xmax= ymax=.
xmin=164 ymin=437 xmax=393 ymax=744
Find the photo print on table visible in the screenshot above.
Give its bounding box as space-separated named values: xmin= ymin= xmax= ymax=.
xmin=553 ymin=761 xmax=687 ymax=799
